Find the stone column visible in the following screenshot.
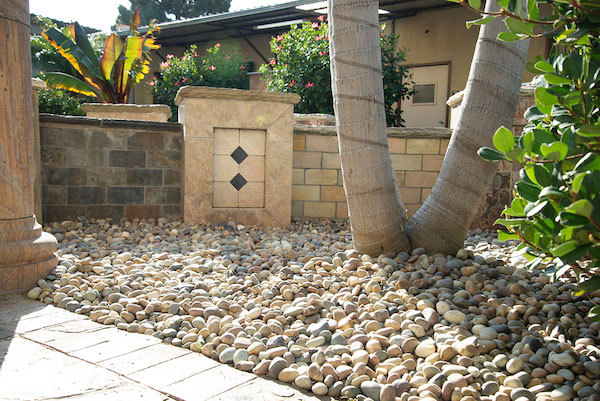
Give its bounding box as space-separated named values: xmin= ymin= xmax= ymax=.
xmin=0 ymin=0 xmax=57 ymax=293
xmin=32 ymin=78 xmax=45 ymax=221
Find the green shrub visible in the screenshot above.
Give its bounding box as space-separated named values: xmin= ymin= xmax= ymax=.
xmin=38 ymin=87 xmax=95 ymax=116
xmin=473 ymin=0 xmax=600 ymax=315
xmin=258 ymin=17 xmax=414 ymax=126
xmin=150 ymin=43 xmax=250 ymax=121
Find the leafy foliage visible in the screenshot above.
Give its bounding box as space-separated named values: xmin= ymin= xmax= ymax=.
xmin=37 ymin=87 xmax=95 ymax=116
xmin=42 ymin=9 xmax=160 ymax=104
xmin=149 ymin=43 xmax=250 ymax=121
xmin=115 ymin=0 xmax=231 ymax=28
xmin=471 ymin=0 xmax=600 ymax=308
xmin=258 ymin=18 xmax=414 ymax=126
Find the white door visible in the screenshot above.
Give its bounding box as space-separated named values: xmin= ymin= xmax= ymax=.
xmin=401 ymin=64 xmax=449 ymax=127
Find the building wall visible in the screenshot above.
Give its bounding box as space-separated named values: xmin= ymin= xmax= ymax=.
xmin=393 ymin=6 xmax=548 ymax=94
xmin=40 ymin=115 xmax=183 ymax=223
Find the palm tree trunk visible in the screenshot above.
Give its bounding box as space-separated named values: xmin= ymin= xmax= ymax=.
xmin=405 ymin=0 xmax=530 ymax=255
xmin=328 ymin=0 xmax=411 ymax=256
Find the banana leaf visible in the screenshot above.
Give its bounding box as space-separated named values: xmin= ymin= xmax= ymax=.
xmin=100 ymin=34 xmax=124 ymax=81
xmin=70 ymin=22 xmax=101 ymax=72
xmin=44 ymin=72 xmax=103 ymax=98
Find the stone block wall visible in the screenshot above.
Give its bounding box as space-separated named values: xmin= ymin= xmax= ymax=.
xmin=291 ymin=125 xmax=451 ymax=220
xmin=40 ymin=115 xmax=183 ymax=223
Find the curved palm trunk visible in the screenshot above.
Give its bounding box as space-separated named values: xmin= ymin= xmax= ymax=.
xmin=328 ymin=0 xmax=411 ymax=256
xmin=405 ymin=0 xmax=530 ymax=255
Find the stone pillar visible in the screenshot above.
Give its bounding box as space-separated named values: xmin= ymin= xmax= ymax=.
xmin=0 ymin=0 xmax=57 ymax=293
xmin=32 ymin=78 xmax=45 ymax=221
xmin=175 ymin=86 xmax=299 ymax=227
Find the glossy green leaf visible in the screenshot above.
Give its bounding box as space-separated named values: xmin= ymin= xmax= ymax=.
xmin=588 ymin=305 xmax=600 ymax=318
xmin=493 ymin=127 xmax=515 ymax=153
xmin=466 ymin=16 xmax=494 ymax=29
xmin=577 ymin=124 xmax=600 ymax=137
xmin=524 ymin=106 xmax=546 ymax=122
xmin=478 ymin=147 xmax=506 ymax=161
xmin=574 ymin=153 xmax=600 ymax=173
xmin=525 ymin=165 xmax=553 ymax=187
xmin=495 ymin=218 xmax=529 ymax=226
xmin=44 ymin=72 xmax=102 ymax=98
xmin=525 ymin=55 xmax=546 ymax=74
xmin=572 ymin=172 xmax=588 ymax=193
xmin=516 ymin=181 xmax=541 ymax=202
xmin=534 ymin=61 xmax=555 ymax=73
xmin=540 ymin=142 xmax=568 ymax=161
xmin=468 ymin=0 xmax=481 ymax=10
xmin=498 ymin=231 xmax=520 ymax=241
xmin=526 ymin=200 xmax=549 ymax=217
xmin=505 ymin=17 xmax=533 ymax=35
xmin=535 ymin=87 xmax=559 ymax=107
xmin=575 ymin=276 xmax=600 ymax=295
xmin=544 ymin=73 xmax=572 ymax=85
xmin=565 ymin=199 xmax=593 ymax=218
xmin=497 ymin=32 xmax=521 ymax=42
xmin=551 ymin=240 xmax=578 ymax=257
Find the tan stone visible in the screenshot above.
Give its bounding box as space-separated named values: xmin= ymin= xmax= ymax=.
xmin=406 ymin=138 xmax=440 ymax=154
xmin=214 ymin=128 xmax=239 ymax=155
xmin=81 ymin=104 xmax=172 ymax=122
xmin=213 ymin=155 xmax=239 ymax=182
xmin=240 ymin=129 xmax=266 ymax=156
xmin=406 ymin=204 xmax=420 ymax=217
xmin=321 ymin=186 xmax=346 ymax=202
xmin=423 ymin=155 xmax=444 ymax=171
xmin=322 ymin=153 xmax=341 ymax=169
xmin=293 ymin=134 xmax=306 ymax=151
xmin=388 ymin=137 xmax=406 ymax=153
xmin=422 ymin=188 xmax=432 ymax=202
xmin=336 ymin=202 xmax=349 ymax=218
xmin=213 ymin=182 xmax=238 ymax=208
xmin=305 ymin=169 xmax=337 ymax=185
xmin=391 ymin=154 xmax=422 ymax=170
xmin=394 ymin=171 xmax=405 ymax=186
xmin=239 ymin=182 xmax=265 ymax=208
xmin=306 ymin=135 xmax=338 ymax=152
xmin=303 ymin=202 xmax=336 ymax=218
xmin=293 ymin=152 xmax=322 ymax=168
xmin=292 ymin=186 xmax=320 ymax=201
xmin=440 ymin=138 xmax=450 ymax=154
xmin=292 ymin=169 xmax=305 ymax=185
xmin=399 ymin=188 xmax=421 ymax=204
xmin=405 ymin=171 xmax=439 ymax=187
xmin=239 ymin=156 xmax=265 ymax=182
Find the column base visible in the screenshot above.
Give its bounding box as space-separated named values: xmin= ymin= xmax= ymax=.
xmin=0 ymin=217 xmax=58 ymax=294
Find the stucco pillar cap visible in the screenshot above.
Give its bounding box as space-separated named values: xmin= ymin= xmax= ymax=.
xmin=174 ymin=86 xmax=301 ymax=106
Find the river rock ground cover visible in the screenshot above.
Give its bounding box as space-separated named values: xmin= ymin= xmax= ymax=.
xmin=28 ymin=218 xmax=600 ymax=401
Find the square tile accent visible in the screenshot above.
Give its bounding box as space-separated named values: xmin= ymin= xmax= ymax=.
xmin=212 ymin=128 xmax=266 ymax=208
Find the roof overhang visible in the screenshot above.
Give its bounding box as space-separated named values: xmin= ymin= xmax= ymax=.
xmin=118 ymin=0 xmax=456 ymax=47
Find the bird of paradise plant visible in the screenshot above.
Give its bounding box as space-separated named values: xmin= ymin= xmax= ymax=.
xmin=42 ymin=9 xmax=160 ymax=104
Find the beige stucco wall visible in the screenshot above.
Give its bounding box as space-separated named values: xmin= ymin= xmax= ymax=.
xmin=393 ymin=6 xmax=548 ymax=94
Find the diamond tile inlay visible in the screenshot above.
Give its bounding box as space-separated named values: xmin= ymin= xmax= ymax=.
xmin=231 ymin=146 xmax=248 ymax=164
xmin=230 ymin=173 xmax=247 ymax=191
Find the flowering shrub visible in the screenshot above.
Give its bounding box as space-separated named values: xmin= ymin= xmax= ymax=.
xmin=259 ymin=17 xmax=414 ymax=126
xmin=150 ymin=43 xmax=250 ymax=121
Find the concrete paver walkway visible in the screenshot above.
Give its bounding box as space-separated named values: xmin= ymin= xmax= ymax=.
xmin=0 ymin=294 xmax=329 ymax=401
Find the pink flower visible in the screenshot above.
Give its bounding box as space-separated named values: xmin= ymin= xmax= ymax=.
xmin=289 ymin=80 xmax=296 ymax=87
xmin=275 ymin=46 xmax=282 ymax=52
xmin=305 ymin=82 xmax=315 ymax=88
xmin=318 ymin=50 xmax=327 ymax=56
xmin=166 ymin=54 xmax=174 ymax=59
xmin=318 ymin=15 xmax=324 ymax=22
xmin=269 ymin=59 xmax=276 ymax=65
xmin=182 ymin=77 xmax=189 ymax=83
xmin=209 ymin=65 xmax=216 ymax=71
xmin=148 ymin=81 xmax=155 ymax=86
xmin=325 ymin=36 xmax=329 ymax=41
xmin=160 ymin=62 xmax=169 ymax=68
xmin=276 ymin=35 xmax=284 ymax=42
xmin=182 ymin=56 xmax=187 ymax=61
xmin=314 ymin=35 xmax=323 ymax=41
xmin=311 ymin=22 xmax=319 ymax=28
xmin=215 ymin=43 xmax=221 ymax=48
xmin=239 ymin=65 xmax=246 ymax=70
xmin=175 ymin=81 xmax=179 ymax=86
